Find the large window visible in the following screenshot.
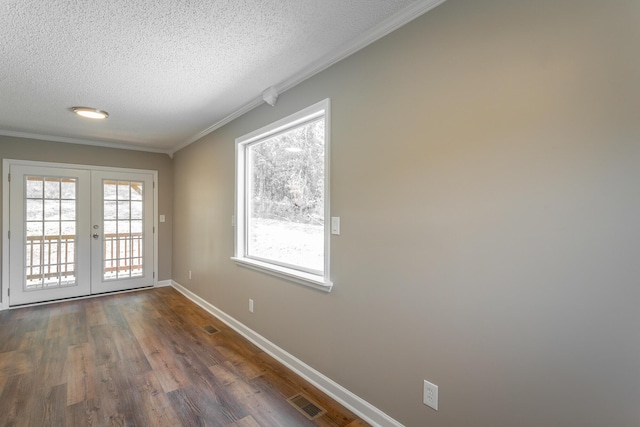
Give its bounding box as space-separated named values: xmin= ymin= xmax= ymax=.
xmin=233 ymin=99 xmax=332 ymax=291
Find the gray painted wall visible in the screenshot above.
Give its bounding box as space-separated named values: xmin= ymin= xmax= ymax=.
xmin=172 ymin=0 xmax=640 ymax=425
xmin=0 ymin=136 xmax=173 ymax=284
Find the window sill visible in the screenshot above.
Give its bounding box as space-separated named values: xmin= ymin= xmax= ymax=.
xmin=231 ymin=257 xmax=333 ymax=292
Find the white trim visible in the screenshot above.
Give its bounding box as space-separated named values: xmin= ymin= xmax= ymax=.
xmin=2 ymin=158 xmax=159 ymax=176
xmin=153 ymin=178 xmax=159 ymax=288
xmin=172 ymin=97 xmax=265 ymax=153
xmin=170 ymin=281 xmax=404 ymax=427
xmin=1 ymin=159 xmax=159 ymax=307
xmin=272 ymin=0 xmax=447 ymax=99
xmin=1 ymin=160 xmax=9 ymax=310
xmin=235 ymin=101 xmax=327 ymax=146
xmin=233 ymin=99 xmax=331 ymax=290
xmin=0 ymin=129 xmax=173 ymax=157
xmin=231 ymin=257 xmax=332 ymax=292
xmin=172 ymin=0 xmax=447 ymax=154
xmin=155 ymin=279 xmax=172 ymax=287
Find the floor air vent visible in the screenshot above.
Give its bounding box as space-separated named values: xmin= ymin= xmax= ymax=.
xmin=287 ymin=393 xmax=326 ymax=420
xmin=202 ymin=325 xmax=220 ymax=335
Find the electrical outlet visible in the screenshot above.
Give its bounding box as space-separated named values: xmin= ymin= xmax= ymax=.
xmin=423 ymin=380 xmax=438 ymax=411
xmin=249 ymin=299 xmax=254 ymax=313
xmin=188 ymin=270 xmax=192 ymax=280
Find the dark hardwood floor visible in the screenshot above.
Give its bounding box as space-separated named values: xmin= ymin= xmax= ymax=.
xmin=0 ymin=287 xmax=370 ymax=427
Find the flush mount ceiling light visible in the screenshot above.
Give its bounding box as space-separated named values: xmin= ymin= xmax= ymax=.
xmin=72 ymin=107 xmax=109 ymax=119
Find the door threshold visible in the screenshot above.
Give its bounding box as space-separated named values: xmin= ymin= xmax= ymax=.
xmin=8 ymin=285 xmax=155 ymax=309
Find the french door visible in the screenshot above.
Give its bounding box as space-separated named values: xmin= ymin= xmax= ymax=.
xmin=8 ymin=163 xmax=155 ymax=306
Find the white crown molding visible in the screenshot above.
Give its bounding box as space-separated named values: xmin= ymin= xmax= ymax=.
xmin=171 ymin=280 xmax=405 ymax=427
xmin=171 ymin=96 xmax=265 ymax=154
xmin=173 ymin=0 xmax=447 ymax=155
xmin=0 ymin=129 xmax=174 ymax=157
xmin=274 ymin=0 xmax=448 ymax=96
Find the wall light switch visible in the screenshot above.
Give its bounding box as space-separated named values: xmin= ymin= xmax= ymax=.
xmin=331 ymin=217 xmax=340 ymax=235
xmin=159 ymin=214 xmax=166 ymax=223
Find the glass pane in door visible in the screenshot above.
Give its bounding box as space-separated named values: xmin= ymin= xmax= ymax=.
xmin=24 ymin=176 xmax=77 ymax=289
xmin=103 ymin=180 xmax=144 ymax=280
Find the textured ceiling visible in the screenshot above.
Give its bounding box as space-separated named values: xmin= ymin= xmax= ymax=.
xmin=0 ymin=0 xmax=445 ymax=154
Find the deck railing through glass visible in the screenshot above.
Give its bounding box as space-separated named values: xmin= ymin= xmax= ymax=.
xmin=25 ymin=232 xmax=143 ymax=288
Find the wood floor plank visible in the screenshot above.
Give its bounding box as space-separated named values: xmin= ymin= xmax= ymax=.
xmin=168 ymin=383 xmax=243 ymax=426
xmin=211 ymin=362 xmax=311 ymax=427
xmin=152 ymin=305 xmax=226 ymax=368
xmin=167 ymin=349 xmax=250 ymax=425
xmin=0 ymin=371 xmax=7 ymax=395
xmin=252 ymin=354 xmax=354 ymax=427
xmin=29 ymin=383 xmax=67 ymax=427
xmin=0 ymin=372 xmax=37 ymax=427
xmin=215 ymin=344 xmax=268 ymax=380
xmin=90 ymin=324 xmax=121 ymax=366
xmin=226 ymin=414 xmax=262 ymax=427
xmin=132 ymin=330 xmax=191 ymax=393
xmin=101 ymin=302 xmax=152 ymax=376
xmin=0 ymin=350 xmax=34 ymax=377
xmin=66 ymin=342 xmax=97 ymax=405
xmin=95 ymin=362 xmax=136 ymax=427
xmin=44 ymin=301 xmax=84 ymax=340
xmin=65 ymin=397 xmax=104 ymax=427
xmin=67 ymin=308 xmax=90 ymax=346
xmin=0 ymin=319 xmax=33 ymax=353
xmin=345 ymin=420 xmax=371 ymax=427
xmin=0 ymin=288 xmax=370 ymax=427
xmin=45 ymin=311 xmax=69 ymax=340
xmin=85 ymin=299 xmax=108 ymax=326
xmin=18 ymin=328 xmax=46 ymax=355
xmin=128 ymin=370 xmax=183 ymax=427
xmin=37 ymin=337 xmax=69 ymax=387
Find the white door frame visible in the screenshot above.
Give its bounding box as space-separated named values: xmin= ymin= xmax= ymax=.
xmin=1 ymin=159 xmax=159 ymax=309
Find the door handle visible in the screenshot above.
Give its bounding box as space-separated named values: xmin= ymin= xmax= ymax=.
xmin=92 ymin=233 xmax=100 ymax=239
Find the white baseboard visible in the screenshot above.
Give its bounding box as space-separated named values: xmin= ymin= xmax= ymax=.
xmin=156 ymin=279 xmax=172 ymax=287
xmin=170 ymin=280 xmax=404 ymax=427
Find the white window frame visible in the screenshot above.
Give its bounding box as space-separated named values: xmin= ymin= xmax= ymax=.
xmin=232 ymin=99 xmax=332 ymax=292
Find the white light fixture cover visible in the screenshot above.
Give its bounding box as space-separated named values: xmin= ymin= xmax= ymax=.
xmin=72 ymin=107 xmax=109 ymax=119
